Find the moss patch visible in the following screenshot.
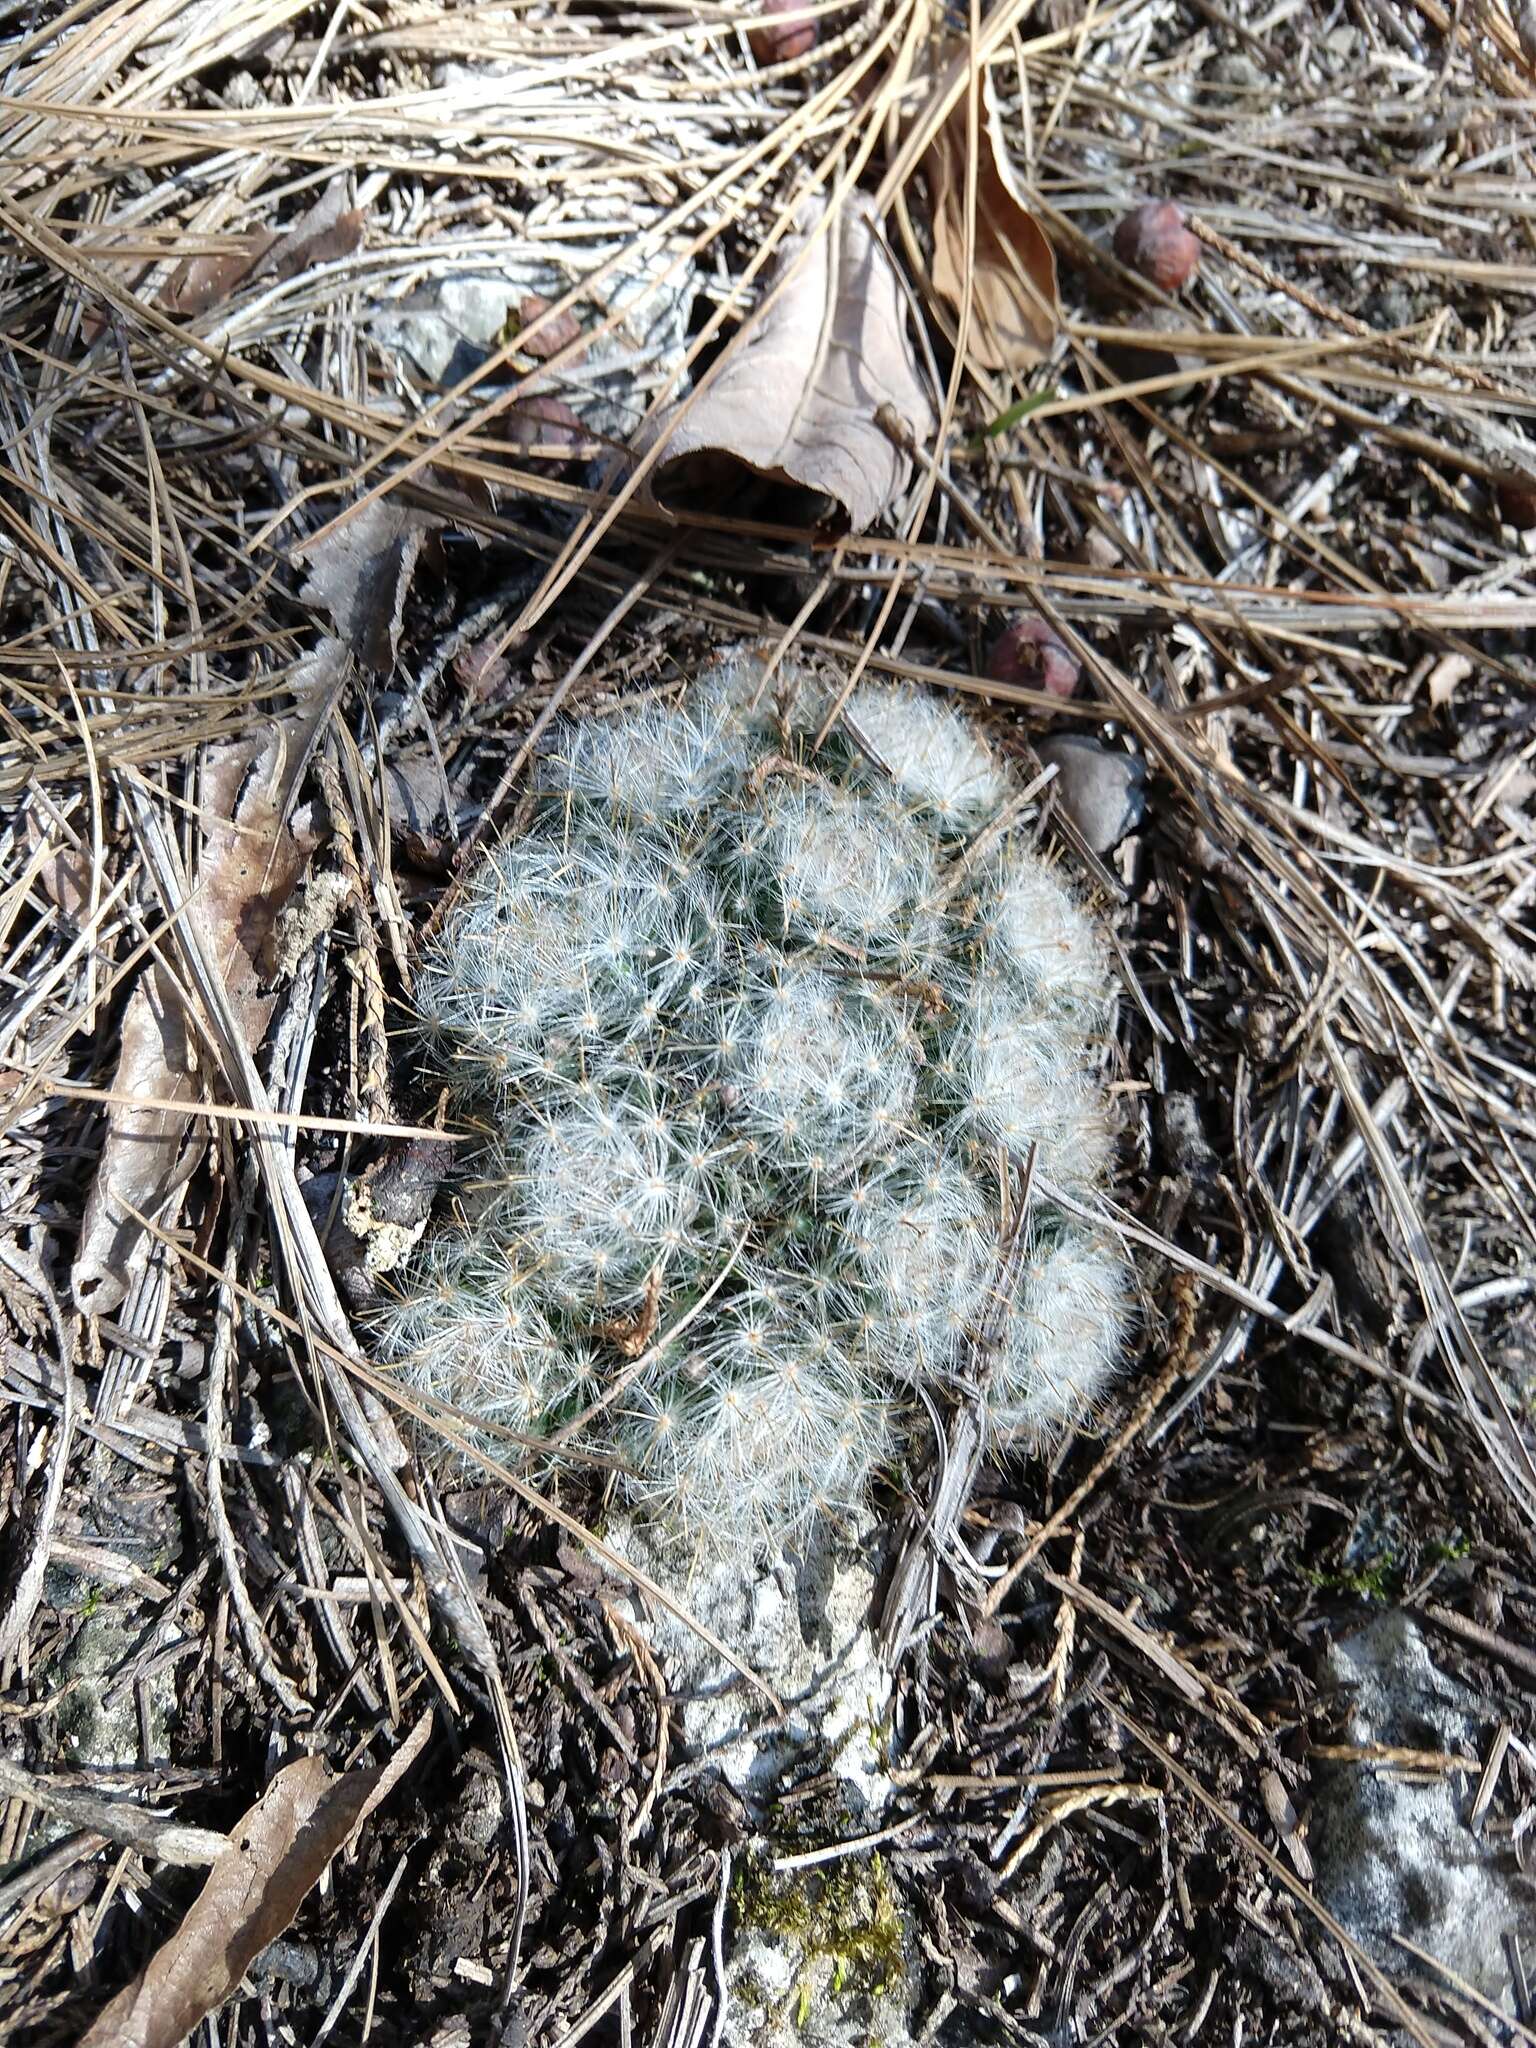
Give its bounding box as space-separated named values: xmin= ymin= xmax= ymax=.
xmin=733 ymin=1850 xmax=906 ymax=2011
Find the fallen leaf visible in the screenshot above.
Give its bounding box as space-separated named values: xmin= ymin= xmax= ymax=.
xmin=71 ymin=647 xmax=341 ymax=1317
xmin=635 ymin=194 xmax=935 ymax=535
xmin=297 ymin=501 xmax=437 ymax=673
xmin=261 ymin=181 xmax=364 ymax=286
xmin=452 ymin=636 xmax=512 ymax=702
xmin=70 ymin=964 xmax=203 ymax=1318
xmin=21 ymin=805 xmax=92 ymax=919
xmin=158 ymin=237 xmax=277 ymax=320
xmin=500 ymin=392 xmax=590 ymax=470
xmin=79 ymin=1714 xmax=430 ymax=2048
xmin=160 ymin=178 xmax=364 ymax=319
xmin=384 ymin=746 xmax=480 ymax=870
xmin=923 ymin=62 xmax=1059 ymax=373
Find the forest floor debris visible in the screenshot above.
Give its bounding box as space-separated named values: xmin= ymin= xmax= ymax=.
xmin=3 ymin=0 xmax=1536 ymax=2043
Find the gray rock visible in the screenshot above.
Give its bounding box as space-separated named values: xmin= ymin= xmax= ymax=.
xmin=613 ymin=1512 xmax=893 ymax=1820
xmin=52 ymin=1601 xmax=177 ymax=1774
xmin=370 ymin=239 xmax=696 ymax=448
xmin=43 ymin=1486 xmax=182 ymax=1785
xmin=374 ymin=274 xmax=531 ymax=386
xmin=1206 ymin=51 xmax=1263 ymax=90
xmin=612 ymin=1519 xmax=914 ymax=2048
xmin=6 ymin=1593 xmax=184 ymax=1860
xmin=1038 ymin=735 xmax=1146 ymax=853
xmin=1095 ymin=309 xmax=1203 ymax=398
xmin=1492 ymin=1302 xmax=1536 ymax=1407
xmin=1311 ymin=1610 xmax=1531 ymax=2010
xmin=1367 ymin=283 xmax=1415 ymax=332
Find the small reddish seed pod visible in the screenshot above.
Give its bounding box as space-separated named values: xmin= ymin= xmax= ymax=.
xmin=1495 ymin=472 xmax=1536 ymax=531
xmin=749 ymin=0 xmax=817 ymax=65
xmin=985 ymin=617 xmax=1080 ymax=700
xmin=514 ymin=294 xmax=586 ymax=364
xmin=502 ymin=394 xmax=587 ymax=469
xmin=1113 ymin=200 xmax=1201 ymax=292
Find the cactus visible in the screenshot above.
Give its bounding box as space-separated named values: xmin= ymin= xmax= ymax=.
xmin=378 ymin=651 xmax=1132 ymax=1553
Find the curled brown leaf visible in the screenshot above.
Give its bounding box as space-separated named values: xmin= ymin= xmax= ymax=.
xmin=634 ymin=193 xmax=935 ymax=536
xmin=298 ymin=500 xmax=437 ymax=673
xmin=79 ymin=1715 xmax=431 ymax=2048
xmin=922 ymin=65 xmax=1059 ymax=373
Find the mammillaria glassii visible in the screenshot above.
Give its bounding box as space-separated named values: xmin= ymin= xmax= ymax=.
xmin=377 ymin=652 xmax=1132 ymax=1555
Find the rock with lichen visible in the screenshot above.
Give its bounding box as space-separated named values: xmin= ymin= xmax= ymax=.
xmin=727 ymin=1850 xmax=914 ymax=2048
xmin=1311 ymin=1610 xmax=1533 ymax=2012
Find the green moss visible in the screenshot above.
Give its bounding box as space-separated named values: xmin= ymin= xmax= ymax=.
xmin=733 ymin=1850 xmax=906 ymax=2016
xmin=1303 ymin=1556 xmax=1397 ymax=1602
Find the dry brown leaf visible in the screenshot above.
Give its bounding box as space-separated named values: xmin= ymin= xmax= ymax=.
xmin=923 ymin=66 xmax=1059 ymax=373
xmin=636 ymin=194 xmax=935 ymax=535
xmin=160 ymin=178 xmax=363 ymax=319
xmin=71 ymin=649 xmax=341 ymax=1315
xmin=383 ymin=746 xmax=480 ymax=872
xmin=298 ymin=500 xmax=438 ymax=673
xmin=21 ymin=806 xmax=92 ymax=920
xmin=261 ymin=181 xmax=365 ymax=286
xmin=79 ymin=1714 xmax=430 ymax=2048
xmin=158 ymin=236 xmax=277 ymax=319
xmin=71 ymin=965 xmax=204 ymax=1317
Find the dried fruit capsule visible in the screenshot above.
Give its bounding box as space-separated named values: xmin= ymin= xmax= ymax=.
xmin=1113 ymin=200 xmax=1201 ymax=291
xmin=501 ymin=394 xmax=586 ymax=469
xmin=1495 ymin=472 xmax=1536 ymax=531
xmin=513 ymin=294 xmax=585 ymax=364
xmin=749 ymin=0 xmax=817 ymax=64
xmin=986 ymin=617 xmax=1080 ymax=699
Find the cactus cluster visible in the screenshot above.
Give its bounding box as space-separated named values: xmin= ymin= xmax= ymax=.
xmin=378 ymin=652 xmax=1132 ymax=1554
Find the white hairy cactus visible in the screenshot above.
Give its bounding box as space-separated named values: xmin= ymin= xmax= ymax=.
xmin=378 ymin=650 xmax=1133 ymax=1552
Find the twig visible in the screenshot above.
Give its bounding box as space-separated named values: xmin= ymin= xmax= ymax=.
xmin=0 ymin=1759 xmax=227 ymax=1870
xmin=312 ymin=1849 xmax=411 ymax=2046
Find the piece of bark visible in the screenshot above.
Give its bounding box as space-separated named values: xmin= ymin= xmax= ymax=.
xmin=72 ymin=653 xmax=339 ymax=1316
